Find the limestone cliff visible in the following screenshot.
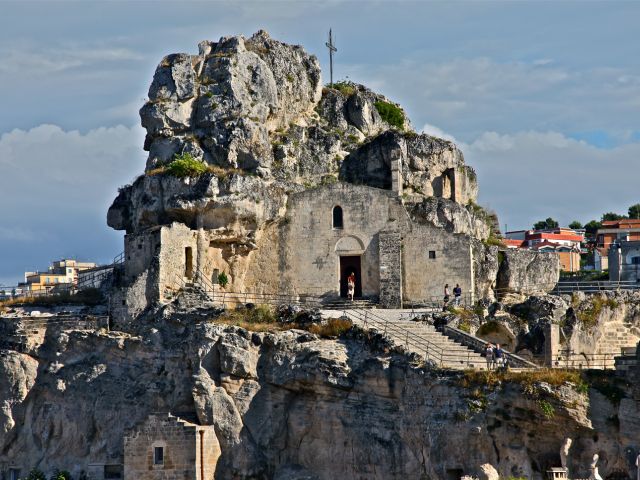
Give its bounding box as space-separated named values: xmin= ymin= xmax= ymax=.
xmin=1 ymin=305 xmax=640 ymax=479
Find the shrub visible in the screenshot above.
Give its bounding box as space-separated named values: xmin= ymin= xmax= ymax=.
xmin=538 ymin=399 xmax=555 ymax=419
xmin=483 ymin=235 xmax=505 ymax=248
xmin=51 ymin=470 xmax=72 ymax=480
xmin=26 ymin=469 xmax=46 ymax=480
xmin=165 ymin=152 xmax=208 ymax=178
xmin=330 ymin=81 xmax=356 ymax=96
xmin=217 ymin=272 xmax=229 ymax=288
xmin=576 ymin=295 xmax=619 ymax=330
xmin=308 ymin=318 xmax=352 ymax=338
xmin=374 ymin=100 xmax=405 ymax=129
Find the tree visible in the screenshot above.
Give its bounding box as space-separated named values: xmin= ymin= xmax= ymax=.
xmin=628 ymin=203 xmax=640 ymax=219
xmin=533 ymin=217 xmax=559 ymax=230
xmin=568 ymin=221 xmax=583 ymax=230
xmin=584 ymin=220 xmax=601 ymax=235
xmin=601 ymin=212 xmax=624 ymax=222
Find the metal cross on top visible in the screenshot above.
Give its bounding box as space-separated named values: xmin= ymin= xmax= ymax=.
xmin=325 ymin=29 xmax=337 ymax=86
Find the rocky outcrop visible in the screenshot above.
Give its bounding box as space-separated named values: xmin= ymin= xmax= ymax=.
xmin=2 ymin=305 xmax=640 ymax=479
xmin=109 ymin=31 xmax=482 ymax=237
xmin=496 ymin=249 xmax=560 ymax=296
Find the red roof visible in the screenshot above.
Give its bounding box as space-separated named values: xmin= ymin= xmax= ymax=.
xmin=601 ymin=219 xmax=640 ymax=228
xmin=502 ymin=239 xmax=526 ymax=248
xmin=527 ymin=232 xmax=583 ymax=242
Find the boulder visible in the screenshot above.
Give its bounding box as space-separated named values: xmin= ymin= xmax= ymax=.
xmin=496 ymin=249 xmax=559 ymax=296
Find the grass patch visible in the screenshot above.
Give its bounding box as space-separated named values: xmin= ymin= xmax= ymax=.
xmin=459 ymin=368 xmax=583 ymax=391
xmin=483 ymin=235 xmax=505 ymax=248
xmin=166 ymin=152 xmax=209 ymax=177
xmin=307 ymin=318 xmax=353 ymax=338
xmin=147 ymin=153 xmax=243 ymax=180
xmin=575 ymin=295 xmax=619 ymax=330
xmin=538 ymin=399 xmax=555 ymax=419
xmin=329 ymin=81 xmax=356 ymax=96
xmin=212 ymin=308 xmax=352 ymax=337
xmin=447 ymin=307 xmax=475 ymax=332
xmin=0 ymin=288 xmax=105 ymax=307
xmin=374 ymin=100 xmax=405 ymax=129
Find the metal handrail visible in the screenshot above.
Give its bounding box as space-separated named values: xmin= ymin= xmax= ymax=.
xmin=442 ymin=325 xmax=538 ymax=369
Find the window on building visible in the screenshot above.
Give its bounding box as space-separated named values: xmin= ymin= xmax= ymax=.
xmin=154 ymin=446 xmax=164 ymax=465
xmin=212 ymin=268 xmax=219 ymax=284
xmin=332 ymin=206 xmax=343 ymax=229
xmin=632 ymin=256 xmax=640 ymax=265
xmin=429 ymin=251 xmax=436 ymax=259
xmin=9 ymin=469 xmax=21 ymax=480
xmin=55 ymin=278 xmax=59 ymax=283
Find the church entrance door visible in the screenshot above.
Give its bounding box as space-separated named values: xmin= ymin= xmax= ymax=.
xmin=339 ymin=256 xmax=362 ymax=298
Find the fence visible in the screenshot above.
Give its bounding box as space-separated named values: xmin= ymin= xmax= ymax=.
xmin=550 ymin=352 xmax=617 ymax=370
xmin=552 ymin=280 xmax=640 ymax=295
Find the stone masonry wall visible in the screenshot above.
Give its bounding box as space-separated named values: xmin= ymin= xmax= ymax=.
xmin=123 ymin=414 xmax=219 ymax=480
xmin=379 ymin=231 xmax=402 ymax=308
xmin=402 ymin=226 xmax=474 ymax=302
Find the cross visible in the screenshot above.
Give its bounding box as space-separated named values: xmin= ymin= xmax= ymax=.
xmin=325 ymin=29 xmax=337 ymax=86
xmin=312 ymin=257 xmax=326 ymax=270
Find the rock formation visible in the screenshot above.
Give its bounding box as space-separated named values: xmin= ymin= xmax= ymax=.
xmin=1 ymin=301 xmax=640 ymax=479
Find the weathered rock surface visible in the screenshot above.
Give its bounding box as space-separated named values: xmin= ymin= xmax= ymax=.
xmin=1 ymin=305 xmax=640 ymax=479
xmin=108 ymin=31 xmax=481 ymax=237
xmin=496 ymin=249 xmax=560 ymax=296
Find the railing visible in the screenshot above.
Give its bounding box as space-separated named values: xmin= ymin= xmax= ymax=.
xmin=343 ymin=308 xmax=497 ymax=368
xmin=552 ymin=280 xmax=640 ymax=294
xmin=404 ymin=293 xmax=475 ymax=311
xmin=550 ymin=352 xmax=618 ymax=370
xmin=442 ymin=325 xmax=538 ymax=369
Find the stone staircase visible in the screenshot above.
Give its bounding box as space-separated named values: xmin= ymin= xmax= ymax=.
xmin=322 ymin=308 xmax=488 ymax=370
xmin=320 ymin=297 xmax=377 ymax=310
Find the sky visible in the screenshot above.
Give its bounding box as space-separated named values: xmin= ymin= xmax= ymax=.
xmin=0 ymin=0 xmax=639 ymax=284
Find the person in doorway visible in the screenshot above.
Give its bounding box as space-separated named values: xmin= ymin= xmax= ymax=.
xmin=494 ymin=343 xmax=504 ymax=369
xmin=443 ymin=283 xmax=451 ymax=309
xmin=347 ymin=272 xmax=356 ymax=301
xmin=453 ymin=283 xmax=462 ymax=306
xmin=485 ymin=343 xmax=494 ymax=370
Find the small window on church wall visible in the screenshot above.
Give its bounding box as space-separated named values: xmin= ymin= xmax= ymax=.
xmin=154 ymin=446 xmax=164 ymax=465
xmin=333 ymin=206 xmax=343 ymax=229
xmin=429 ymin=251 xmax=436 ymax=259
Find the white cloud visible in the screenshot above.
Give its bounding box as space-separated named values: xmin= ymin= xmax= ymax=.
xmin=460 ymin=130 xmax=640 ymax=231
xmin=0 ymin=124 xmax=145 ymax=283
xmin=421 ymin=123 xmax=458 ymax=143
xmin=0 ymin=44 xmax=143 ymax=76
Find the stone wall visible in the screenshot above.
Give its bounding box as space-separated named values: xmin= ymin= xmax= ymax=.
xmin=259 ymin=183 xmax=407 ymax=297
xmin=123 ymin=414 xmax=219 ymax=480
xmin=402 ymin=226 xmax=474 ymax=302
xmin=379 ymin=231 xmax=402 ymax=308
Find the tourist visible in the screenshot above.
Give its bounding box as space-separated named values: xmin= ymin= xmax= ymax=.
xmin=494 ymin=344 xmax=504 ymax=368
xmin=485 ymin=343 xmax=494 ymax=370
xmin=347 ymin=272 xmax=355 ymax=301
xmin=443 ymin=283 xmax=450 ymax=309
xmin=453 ymin=283 xmax=462 ymax=306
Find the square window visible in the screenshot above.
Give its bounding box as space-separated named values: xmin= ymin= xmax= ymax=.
xmin=10 ymin=469 xmax=21 ymax=480
xmin=154 ymin=446 xmax=164 ymax=465
xmin=428 ymin=251 xmax=436 ymax=259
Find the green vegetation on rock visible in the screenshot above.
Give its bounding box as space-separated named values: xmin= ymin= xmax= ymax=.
xmin=166 ymin=152 xmax=209 ymax=177
xmin=374 ymin=100 xmax=405 ymax=129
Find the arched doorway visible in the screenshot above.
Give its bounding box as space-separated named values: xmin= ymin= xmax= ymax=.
xmin=335 ymin=235 xmax=365 ymax=299
xmin=340 ymin=256 xmax=362 ymax=298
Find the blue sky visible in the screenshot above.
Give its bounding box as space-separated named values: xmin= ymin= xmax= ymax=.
xmin=1 ymin=0 xmax=639 ymax=284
